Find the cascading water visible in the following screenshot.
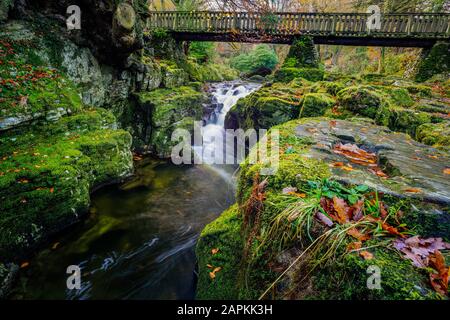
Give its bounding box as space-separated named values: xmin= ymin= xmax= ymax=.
xmin=193 ymin=81 xmax=261 ymax=183
xmin=14 ymin=81 xmax=260 ymax=300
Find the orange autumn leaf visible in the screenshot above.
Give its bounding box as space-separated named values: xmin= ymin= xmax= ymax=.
xmin=444 ymin=168 xmax=450 ymax=175
xmin=206 ymin=264 xmax=213 ymax=269
xmin=429 ymin=250 xmax=449 ymax=296
xmin=347 ymin=241 xmax=362 ymax=252
xmin=331 ymin=162 xmax=344 ymax=167
xmin=20 ymin=262 xmax=30 ymax=268
xmin=211 ymin=248 xmax=219 ymax=255
xmin=359 ymin=251 xmax=374 ymax=260
xmin=347 ymin=228 xmax=370 ymax=241
xmin=49 ymin=187 xmax=54 ymax=193
xmin=288 ymin=192 xmax=306 ymax=198
xmin=404 ymin=188 xmax=422 ymax=193
xmin=209 ymin=272 xmax=216 ymax=279
xmin=333 ymin=197 xmax=350 ymax=224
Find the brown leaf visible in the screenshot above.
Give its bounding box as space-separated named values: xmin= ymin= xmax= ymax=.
xmin=20 ymin=262 xmax=30 ymax=268
xmin=347 ymin=228 xmax=370 ymax=241
xmin=51 ymin=242 xmax=60 ymax=250
xmin=444 ymin=168 xmax=450 ymax=175
xmin=404 ymin=188 xmax=422 ymax=193
xmin=347 ymin=241 xmax=362 ymax=252
xmin=212 ymin=267 xmax=222 ymax=273
xmin=359 ymin=251 xmax=374 ymax=260
xmin=206 ymin=264 xmax=213 ymax=269
xmin=211 ymin=248 xmax=219 ymax=255
xmin=333 ymin=143 xmax=377 ymax=167
xmin=351 ymin=200 xmax=365 ymax=222
xmin=209 ymin=272 xmax=216 ymax=279
xmin=49 ymin=187 xmax=54 ymax=193
xmin=315 ymin=211 xmax=334 ymax=227
xmin=333 ymin=197 xmax=350 ymax=224
xmin=429 ymin=250 xmax=449 ymax=296
xmin=379 ymin=202 xmax=388 ymax=219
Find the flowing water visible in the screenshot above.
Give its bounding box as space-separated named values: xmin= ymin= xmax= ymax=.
xmin=14 ymin=81 xmax=259 ymax=300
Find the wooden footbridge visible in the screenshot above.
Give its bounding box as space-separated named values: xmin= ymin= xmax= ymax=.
xmin=145 ymin=11 xmax=450 ymax=47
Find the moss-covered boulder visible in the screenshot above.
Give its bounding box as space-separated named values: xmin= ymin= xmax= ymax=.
xmin=286 ymin=37 xmax=319 ymax=69
xmin=337 ymin=86 xmax=392 ymax=125
xmin=196 ymin=204 xmax=243 ymax=299
xmin=0 ymin=108 xmax=133 ymax=261
xmin=416 ymin=122 xmax=450 ymax=150
xmin=300 ymin=93 xmax=336 ymax=117
xmin=415 ymin=42 xmax=450 ymax=82
xmin=197 ymin=118 xmax=450 ymax=300
xmin=389 ymin=109 xmax=432 ymax=137
xmin=136 ymin=86 xmax=206 ymax=157
xmin=274 ymin=67 xmax=324 ymax=83
xmin=225 ymin=83 xmax=303 ymax=131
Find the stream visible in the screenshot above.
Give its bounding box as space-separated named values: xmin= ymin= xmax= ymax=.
xmin=15 ymin=81 xmax=259 ymax=300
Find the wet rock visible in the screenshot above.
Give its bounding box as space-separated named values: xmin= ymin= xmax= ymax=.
xmin=295 ymin=119 xmax=450 ymax=205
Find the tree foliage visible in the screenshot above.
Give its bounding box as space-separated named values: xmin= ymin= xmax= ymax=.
xmin=231 ymin=44 xmax=278 ymax=74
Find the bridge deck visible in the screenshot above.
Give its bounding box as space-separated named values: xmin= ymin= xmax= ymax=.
xmin=145 ymin=11 xmax=450 ymax=47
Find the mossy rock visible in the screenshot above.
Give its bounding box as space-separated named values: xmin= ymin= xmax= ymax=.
xmin=389 ymin=109 xmax=432 ymax=137
xmin=136 ymin=86 xmax=206 ymax=157
xmin=337 ymin=86 xmax=392 ymax=125
xmin=274 ymin=67 xmax=324 ymax=83
xmin=196 ymin=204 xmax=243 ymax=299
xmin=300 ymin=93 xmax=336 ymax=118
xmin=286 ymin=37 xmax=319 ymax=68
xmin=415 ymin=42 xmax=450 ymax=82
xmin=225 ymin=84 xmax=302 ymax=131
xmin=0 ymin=108 xmax=133 ymax=261
xmin=416 ymin=121 xmax=450 ymax=150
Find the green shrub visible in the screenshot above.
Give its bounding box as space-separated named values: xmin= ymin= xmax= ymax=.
xmin=231 ymin=45 xmax=278 ymax=74
xmin=189 ymin=42 xmax=215 ymax=63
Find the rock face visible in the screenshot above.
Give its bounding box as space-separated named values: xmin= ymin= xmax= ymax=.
xmin=0 ymin=33 xmax=133 ymax=262
xmin=134 ymin=86 xmax=207 ymax=157
xmin=295 ymin=118 xmax=450 ymax=205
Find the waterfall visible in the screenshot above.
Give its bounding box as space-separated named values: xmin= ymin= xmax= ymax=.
xmin=192 ymin=81 xmax=260 ymax=183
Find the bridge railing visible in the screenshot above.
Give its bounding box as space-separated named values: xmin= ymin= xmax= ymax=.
xmin=145 ymin=11 xmax=450 ymax=38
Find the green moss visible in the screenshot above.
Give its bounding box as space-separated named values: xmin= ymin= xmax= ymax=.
xmin=225 ymin=84 xmax=302 ymax=131
xmin=286 ymin=37 xmax=319 ymax=68
xmin=415 ymin=42 xmax=450 ymax=82
xmin=383 ymin=87 xmax=415 ymax=108
xmin=311 ymin=244 xmax=439 ymax=300
xmin=274 ymin=67 xmax=324 ymax=83
xmin=196 ymin=204 xmax=243 ymax=299
xmin=337 ymin=86 xmax=392 ymax=125
xmin=183 ymin=59 xmax=238 ymax=82
xmin=416 ymin=122 xmax=450 ymax=150
xmin=137 ymin=86 xmax=206 ymax=157
xmin=300 ymin=93 xmax=336 ymax=117
xmin=389 ymin=109 xmax=432 ymax=137
xmin=0 ymin=108 xmax=133 ymax=260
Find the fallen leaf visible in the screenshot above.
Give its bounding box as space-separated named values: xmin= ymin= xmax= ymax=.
xmin=20 ymin=262 xmax=30 ymax=268
xmin=288 ymin=192 xmax=306 ymax=198
xmin=212 ymin=267 xmax=222 ymax=273
xmin=351 ymin=200 xmax=365 ymax=222
xmin=394 ymin=236 xmax=450 ymax=268
xmin=49 ymin=187 xmax=54 ymax=193
xmin=315 ymin=211 xmax=334 ymax=227
xmin=347 ymin=228 xmax=370 ymax=241
xmin=333 ymin=197 xmax=350 ymax=224
xmin=359 ymin=251 xmax=374 ymax=260
xmin=331 ymin=162 xmax=344 ymax=167
xmin=379 ymin=202 xmax=388 ymax=219
xmin=333 ymin=143 xmax=377 ymax=167
xmin=52 ymin=242 xmax=60 ymax=250
xmin=209 ymin=272 xmax=216 ymax=279
xmin=404 ymin=188 xmax=422 ymax=193
xmin=206 ymin=264 xmax=213 ymax=269
xmin=444 ymin=168 xmax=450 ymax=175
xmin=428 ymin=250 xmax=449 ymax=296
xmin=347 ymin=241 xmax=362 ymax=252
xmin=211 ymin=248 xmax=219 ymax=255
